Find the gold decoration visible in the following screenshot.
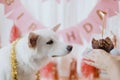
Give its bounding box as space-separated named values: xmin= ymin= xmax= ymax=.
xmin=11 ymin=39 xmax=40 ymax=80
xmin=11 ymin=39 xmax=18 ymax=80
xmin=97 ymin=10 xmax=107 ymax=39
xmin=36 ymin=71 xmax=40 ymax=80
xmin=97 ymin=10 xmax=107 ymax=20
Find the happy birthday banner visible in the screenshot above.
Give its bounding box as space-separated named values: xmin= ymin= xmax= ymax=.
xmin=0 ymin=0 xmax=119 ymax=44
xmin=58 ymin=0 xmax=119 ymax=45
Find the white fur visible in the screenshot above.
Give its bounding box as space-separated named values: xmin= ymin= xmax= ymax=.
xmin=0 ymin=29 xmax=72 ymax=80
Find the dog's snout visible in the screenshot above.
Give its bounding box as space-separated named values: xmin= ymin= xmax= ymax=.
xmin=67 ymin=45 xmax=73 ymax=52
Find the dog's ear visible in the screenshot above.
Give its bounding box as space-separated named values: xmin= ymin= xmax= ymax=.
xmin=28 ymin=32 xmax=39 ymax=48
xmin=52 ymin=24 xmax=61 ymax=32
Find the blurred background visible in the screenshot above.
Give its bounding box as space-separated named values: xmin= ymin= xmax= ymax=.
xmin=0 ymin=0 xmax=120 ymax=80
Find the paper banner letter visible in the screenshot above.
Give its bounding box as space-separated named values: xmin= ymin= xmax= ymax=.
xmin=96 ymin=10 xmax=107 ymax=20
xmin=63 ymin=28 xmax=82 ymax=44
xmin=83 ymin=23 xmax=93 ymax=33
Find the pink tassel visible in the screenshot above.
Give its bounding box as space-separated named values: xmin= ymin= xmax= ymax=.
xmin=10 ymin=24 xmax=21 ymax=43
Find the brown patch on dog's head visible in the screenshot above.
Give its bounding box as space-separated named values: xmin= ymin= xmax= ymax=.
xmin=28 ymin=32 xmax=39 ymax=48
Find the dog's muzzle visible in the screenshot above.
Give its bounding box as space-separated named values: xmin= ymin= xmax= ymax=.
xmin=52 ymin=45 xmax=73 ymax=57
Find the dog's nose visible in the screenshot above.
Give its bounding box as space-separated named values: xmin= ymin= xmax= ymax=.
xmin=67 ymin=45 xmax=73 ymax=52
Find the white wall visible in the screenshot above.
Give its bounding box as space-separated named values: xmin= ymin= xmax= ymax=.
xmin=21 ymin=0 xmax=97 ymax=29
xmin=0 ymin=4 xmax=13 ymax=47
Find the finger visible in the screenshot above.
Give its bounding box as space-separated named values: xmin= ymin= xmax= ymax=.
xmin=83 ymin=57 xmax=94 ymax=62
xmin=84 ymin=61 xmax=96 ymax=67
xmin=84 ymin=60 xmax=103 ymax=70
xmin=84 ymin=54 xmax=96 ymax=61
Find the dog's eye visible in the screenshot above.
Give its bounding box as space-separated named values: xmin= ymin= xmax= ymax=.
xmin=46 ymin=40 xmax=54 ymax=45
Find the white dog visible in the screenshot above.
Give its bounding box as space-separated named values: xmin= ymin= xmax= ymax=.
xmin=0 ymin=25 xmax=73 ymax=80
